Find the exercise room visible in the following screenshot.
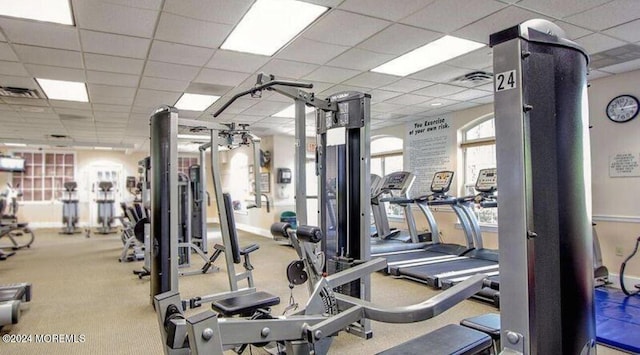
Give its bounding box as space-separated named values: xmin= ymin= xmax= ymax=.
xmin=1 ymin=1 xmax=639 ymax=354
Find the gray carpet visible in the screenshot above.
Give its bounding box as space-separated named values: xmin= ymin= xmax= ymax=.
xmin=0 ymin=227 xmax=624 ymax=354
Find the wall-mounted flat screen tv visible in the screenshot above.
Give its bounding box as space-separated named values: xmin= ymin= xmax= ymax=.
xmin=0 ymin=156 xmax=25 ymax=172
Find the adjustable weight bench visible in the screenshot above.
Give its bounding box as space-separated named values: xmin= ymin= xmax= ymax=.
xmin=377 ymin=324 xmax=492 ymax=355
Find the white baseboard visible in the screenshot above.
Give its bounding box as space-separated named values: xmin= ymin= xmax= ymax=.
xmin=606 ymin=272 xmax=640 ymax=290
xmin=27 ymin=222 xmax=123 ymax=229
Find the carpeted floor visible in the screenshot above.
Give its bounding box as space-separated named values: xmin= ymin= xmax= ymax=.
xmin=0 ymin=227 xmax=627 ymax=354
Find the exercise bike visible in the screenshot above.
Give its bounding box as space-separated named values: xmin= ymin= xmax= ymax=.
xmin=60 ymin=181 xmax=80 ymax=234
xmin=0 ymin=183 xmax=34 ymax=250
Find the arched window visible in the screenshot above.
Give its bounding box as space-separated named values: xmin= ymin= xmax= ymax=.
xmin=461 ymin=115 xmax=497 ymax=225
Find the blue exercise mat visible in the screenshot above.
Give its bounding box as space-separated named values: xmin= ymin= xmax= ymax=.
xmin=595 ymin=287 xmax=640 ymax=353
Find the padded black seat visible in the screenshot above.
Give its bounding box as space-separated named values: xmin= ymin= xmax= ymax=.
xmin=211 ymin=291 xmax=280 ymax=317
xmin=377 ymin=324 xmax=492 ymax=355
xmin=461 ymin=313 xmax=501 ymax=353
xmin=16 ymin=222 xmax=28 ymax=228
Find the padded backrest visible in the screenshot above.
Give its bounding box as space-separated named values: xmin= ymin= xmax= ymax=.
xmin=222 ymin=193 xmax=241 ymax=264
xmin=133 ymin=203 xmax=144 ymax=220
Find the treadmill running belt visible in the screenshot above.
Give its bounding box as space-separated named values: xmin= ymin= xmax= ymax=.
xmin=595 ymin=287 xmax=640 ymax=354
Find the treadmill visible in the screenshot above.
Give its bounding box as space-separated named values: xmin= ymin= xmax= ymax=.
xmin=389 ymin=169 xmax=500 ymax=289
xmin=370 ymin=171 xmax=430 ymax=254
xmin=373 ymin=171 xmax=475 ymax=272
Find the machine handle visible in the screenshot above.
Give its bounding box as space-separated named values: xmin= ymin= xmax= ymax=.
xmin=213 ymin=79 xmax=313 ymax=117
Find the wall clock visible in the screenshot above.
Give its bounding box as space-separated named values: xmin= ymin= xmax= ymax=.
xmin=606 ymin=94 xmax=639 ymax=123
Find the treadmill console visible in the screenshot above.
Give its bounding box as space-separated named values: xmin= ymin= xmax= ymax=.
xmin=475 ymin=168 xmax=497 ymax=193
xmin=430 ymin=171 xmax=454 ymax=193
xmin=380 ymin=171 xmax=415 ymax=194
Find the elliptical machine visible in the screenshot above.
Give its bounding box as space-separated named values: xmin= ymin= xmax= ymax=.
xmin=95 ymin=181 xmax=116 ymax=234
xmin=60 ymin=181 xmax=80 ymax=234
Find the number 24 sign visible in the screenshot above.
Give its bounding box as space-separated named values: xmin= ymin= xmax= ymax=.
xmin=495 ymin=70 xmax=516 ymax=92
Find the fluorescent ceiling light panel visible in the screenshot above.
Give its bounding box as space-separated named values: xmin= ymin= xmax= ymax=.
xmin=0 ymin=0 xmax=74 ymax=25
xmin=372 ymin=36 xmax=485 ymax=77
xmin=177 ymin=134 xmax=210 ymax=141
xmin=36 ymin=78 xmax=88 ymax=102
xmin=272 ymin=104 xmax=315 ymax=118
xmin=221 ymin=0 xmax=327 ymax=56
xmin=4 ymin=143 xmax=26 ymax=147
xmin=94 ymin=147 xmax=113 ymax=151
xmin=175 ymin=93 xmax=220 ymax=111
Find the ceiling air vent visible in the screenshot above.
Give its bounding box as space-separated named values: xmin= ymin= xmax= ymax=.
xmin=0 ymin=86 xmax=42 ymax=99
xmin=48 ymin=134 xmax=70 ymax=139
xmin=451 ymin=71 xmax=494 ymax=87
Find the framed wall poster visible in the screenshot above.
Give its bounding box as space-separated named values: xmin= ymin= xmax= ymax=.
xmin=260 ymin=172 xmax=270 ymax=193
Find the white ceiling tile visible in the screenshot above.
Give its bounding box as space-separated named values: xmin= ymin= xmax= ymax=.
xmin=0 ymin=75 xmax=37 ymax=89
xmin=89 ymin=95 xmax=134 ymax=105
xmin=303 ymin=10 xmax=391 ymax=47
xmin=343 ymin=72 xmax=398 ymax=88
xmin=211 ymin=97 xmax=257 ymax=115
xmin=0 ymin=43 xmax=18 ymax=62
xmin=445 ymin=47 xmax=493 ymax=71
xmin=553 ymin=21 xmax=593 ymax=40
xmin=87 ymin=85 xmax=136 ymax=98
xmin=25 ymin=64 xmax=85 ymax=81
xmin=303 ymin=66 xmax=360 ymax=83
xmin=371 ymin=102 xmax=406 ymax=113
xmin=49 ymin=100 xmax=92 ymax=110
xmin=378 ymin=78 xmax=432 ymax=93
xmin=80 ymin=30 xmax=151 ymax=59
xmin=87 ymin=71 xmax=140 ymax=87
xmin=83 ymin=53 xmax=144 ymax=75
xmin=102 ymin=0 xmax=162 ymax=10
xmin=409 ymin=64 xmax=470 ymax=83
xmin=392 ymin=106 xmax=428 ymax=115
xmin=575 ymin=33 xmax=626 ymax=54
xmin=140 ymin=76 xmax=190 ymax=92
xmin=402 ymin=0 xmax=506 ymax=33
xmin=339 ymin=0 xmax=435 ymax=21
xmin=148 ymin=41 xmax=215 ymax=66
xmin=516 ymin=0 xmax=610 ymax=18
xmin=258 ymin=59 xmax=319 ymax=79
xmin=0 ymin=18 xmax=80 ymax=50
xmin=416 ymin=97 xmax=462 ymax=108
xmin=277 ymin=38 xmax=349 ymax=65
xmin=206 ymin=51 xmax=270 ymax=73
xmin=603 ymin=20 xmax=640 ymax=43
xmin=453 ymin=6 xmax=552 ymax=44
xmin=444 ymin=101 xmax=480 ymax=111
xmin=368 ymin=89 xmax=402 ymax=103
xmin=155 ymin=13 xmax=232 ymax=49
xmin=163 ymin=0 xmax=253 ymax=25
xmin=413 ymin=83 xmax=466 ymax=97
xmin=326 ymin=48 xmax=395 ymax=71
xmin=241 ymin=101 xmax=290 ymax=116
xmin=195 ymin=69 xmax=250 ymax=86
xmin=55 ymin=108 xmax=93 ymax=117
xmin=446 ymin=89 xmax=491 ymax=101
xmin=599 ymin=58 xmax=640 ymax=74
xmin=92 ymin=104 xmax=131 ymax=113
xmin=385 ymin=94 xmax=430 ymax=105
xmin=13 ymin=45 xmax=83 ymax=69
xmin=73 ymin=0 xmax=158 ymax=38
xmin=564 ymin=0 xmax=640 ymax=31
xmin=3 ymin=98 xmax=49 ymax=107
xmin=144 ymin=61 xmax=200 ymax=81
xmin=229 ymin=114 xmax=264 ymax=122
xmin=357 ymin=24 xmax=442 ymax=56
xmin=0 ymin=61 xmax=29 ymax=76
xmin=134 ymin=89 xmax=182 ymax=107
xmin=586 ymin=69 xmax=612 ymax=80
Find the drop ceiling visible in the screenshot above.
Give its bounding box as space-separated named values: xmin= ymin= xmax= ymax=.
xmin=0 ymin=0 xmax=638 ymax=151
